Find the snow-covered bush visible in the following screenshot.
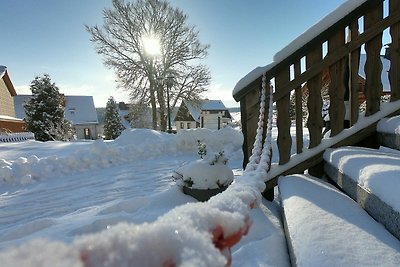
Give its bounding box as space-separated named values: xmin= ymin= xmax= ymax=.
xmin=175 ymin=141 xmax=233 ymax=190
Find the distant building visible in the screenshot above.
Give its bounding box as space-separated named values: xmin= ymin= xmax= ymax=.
xmin=14 ymin=95 xmax=99 ymax=140
xmin=174 ymin=99 xmax=232 ymax=131
xmin=0 ymin=65 xmax=25 ymax=133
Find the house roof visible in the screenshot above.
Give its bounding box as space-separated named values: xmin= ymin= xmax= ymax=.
xmin=13 ymin=95 xmax=32 ymax=119
xmin=179 ymin=99 xmax=231 ymax=122
xmin=0 ymin=65 xmax=17 ymax=96
xmin=14 ymin=95 xmax=99 ymax=125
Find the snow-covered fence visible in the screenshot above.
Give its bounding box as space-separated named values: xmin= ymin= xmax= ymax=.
xmin=0 ymin=132 xmax=35 ymax=143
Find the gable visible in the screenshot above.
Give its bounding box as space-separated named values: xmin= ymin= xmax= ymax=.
xmin=174 ymin=101 xmax=196 ymax=122
xmin=14 ymin=95 xmax=99 ymax=125
xmin=64 ymin=96 xmax=99 ymax=125
xmin=0 ymin=66 xmax=17 ymax=96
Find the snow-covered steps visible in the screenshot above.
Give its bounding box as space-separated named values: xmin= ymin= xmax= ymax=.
xmin=323 ymin=147 xmax=400 ymax=240
xmin=377 ymin=115 xmax=400 ymax=151
xmin=278 ymin=174 xmax=400 ymax=267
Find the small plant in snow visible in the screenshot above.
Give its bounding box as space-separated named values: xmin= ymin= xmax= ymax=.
xmin=208 ymin=151 xmax=228 ymax=165
xmin=174 ymin=142 xmax=233 ymax=193
xmin=197 ymin=140 xmax=207 ymax=159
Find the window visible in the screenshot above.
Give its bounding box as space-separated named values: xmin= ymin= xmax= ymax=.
xmin=180 ymin=122 xmax=184 ymax=129
xmin=84 ymin=128 xmax=91 ymax=139
xmin=187 ymin=122 xmax=191 ymax=129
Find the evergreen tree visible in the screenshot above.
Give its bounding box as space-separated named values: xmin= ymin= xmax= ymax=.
xmin=104 ymin=96 xmax=124 ymax=139
xmin=24 ymin=74 xmax=74 ymax=141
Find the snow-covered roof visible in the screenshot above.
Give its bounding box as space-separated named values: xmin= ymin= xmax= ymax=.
xmin=0 ymin=115 xmax=23 ymax=121
xmin=13 ymin=95 xmax=31 ymax=119
xmin=0 ymin=65 xmax=6 ymax=79
xmin=359 ymin=54 xmax=391 ymax=92
xmin=233 ymin=0 xmax=368 ymax=97
xmin=201 ymin=99 xmax=228 ymax=110
xmin=184 ymin=99 xmax=229 ymax=122
xmin=14 ymin=95 xmax=99 ymax=125
xmin=64 ymin=96 xmax=98 ymax=125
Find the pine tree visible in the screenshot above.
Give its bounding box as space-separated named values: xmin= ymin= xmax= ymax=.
xmin=104 ymin=96 xmax=124 ymax=139
xmin=24 ymin=74 xmax=74 ymax=141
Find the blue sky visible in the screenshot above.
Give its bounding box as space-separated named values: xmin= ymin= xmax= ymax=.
xmin=1 ymin=0 xmax=348 ymax=107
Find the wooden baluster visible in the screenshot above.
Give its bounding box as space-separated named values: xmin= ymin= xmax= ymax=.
xmin=306 ymin=47 xmax=324 ymax=148
xmin=328 ymin=29 xmax=346 ymax=136
xmin=349 ymin=21 xmax=361 ymax=126
xmin=390 ymin=0 xmax=400 ymax=101
xmin=364 ymin=2 xmax=383 ymax=116
xmin=276 ymin=67 xmax=292 ymax=165
xmin=294 ymin=60 xmax=304 ymax=154
xmin=241 ymin=85 xmax=261 ymax=168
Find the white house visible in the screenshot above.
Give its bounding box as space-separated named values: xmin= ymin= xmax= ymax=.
xmin=174 ymin=99 xmax=232 ymax=131
xmin=14 ymin=95 xmax=99 ymax=140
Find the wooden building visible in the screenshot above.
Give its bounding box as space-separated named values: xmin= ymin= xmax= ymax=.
xmin=0 ymin=66 xmax=25 ymax=133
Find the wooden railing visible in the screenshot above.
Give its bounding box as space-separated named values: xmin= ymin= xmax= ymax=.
xmin=234 ymin=0 xmax=400 ymax=199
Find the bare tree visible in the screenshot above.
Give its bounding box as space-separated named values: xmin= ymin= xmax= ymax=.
xmin=86 ymin=0 xmax=210 ymax=131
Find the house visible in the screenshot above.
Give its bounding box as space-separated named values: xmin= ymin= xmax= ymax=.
xmin=14 ymin=95 xmax=99 ymax=140
xmin=64 ymin=96 xmax=99 ymax=139
xmin=0 ymin=65 xmax=25 ymax=133
xmin=174 ymin=99 xmax=232 ymax=131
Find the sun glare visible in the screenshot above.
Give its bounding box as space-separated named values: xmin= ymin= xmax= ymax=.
xmin=142 ymin=34 xmax=161 ymax=56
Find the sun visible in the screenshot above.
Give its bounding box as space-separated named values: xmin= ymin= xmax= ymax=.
xmin=142 ymin=34 xmax=161 ymax=57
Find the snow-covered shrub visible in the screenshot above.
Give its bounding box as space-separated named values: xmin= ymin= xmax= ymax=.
xmin=175 ymin=150 xmax=233 ymax=190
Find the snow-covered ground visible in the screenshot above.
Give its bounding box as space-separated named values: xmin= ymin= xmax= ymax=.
xmin=0 ymin=127 xmax=291 ymax=266
xmin=1 ymin=121 xmax=399 ymax=266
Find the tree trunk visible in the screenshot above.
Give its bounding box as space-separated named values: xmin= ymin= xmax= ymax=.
xmin=149 ymin=79 xmax=158 ymax=130
xmin=158 ymin=89 xmax=167 ymax=132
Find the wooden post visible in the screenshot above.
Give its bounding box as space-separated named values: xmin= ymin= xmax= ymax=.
xmin=306 ymin=47 xmax=324 ymax=149
xmin=276 ymin=67 xmax=292 ymax=165
xmin=294 ymin=60 xmax=304 ymax=154
xmin=390 ymin=0 xmax=400 ymax=101
xmin=364 ymin=2 xmax=383 ymax=116
xmin=241 ymin=86 xmax=261 ymax=169
xmin=328 ymin=29 xmax=346 ymax=136
xmin=349 ymin=21 xmax=361 ymax=126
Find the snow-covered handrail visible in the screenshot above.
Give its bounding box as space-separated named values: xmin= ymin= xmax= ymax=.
xmin=0 ymin=132 xmax=35 ymax=143
xmin=0 ymin=79 xmax=275 ymax=266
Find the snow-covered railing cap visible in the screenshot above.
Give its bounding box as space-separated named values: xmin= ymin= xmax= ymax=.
xmin=232 ymin=0 xmax=368 ymax=100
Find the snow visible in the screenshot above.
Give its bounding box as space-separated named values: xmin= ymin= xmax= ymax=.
xmin=377 ymin=114 xmax=400 ymax=134
xmin=0 ymin=126 xmax=290 ymax=266
xmin=1 ymin=104 xmax=399 ymax=265
xmin=233 ymin=0 xmax=368 ymax=96
xmin=13 ymin=95 xmax=99 ymax=125
xmin=0 ymin=115 xmax=23 ymax=121
xmin=175 ymin=155 xmax=234 ymax=189
xmin=324 ymin=146 xmax=400 ymax=212
xmin=279 ymin=174 xmax=400 ymax=266
xmin=268 ymin=99 xmax=400 ymax=180
xmin=0 ymin=65 xmax=6 ymax=79
xmin=64 ymin=96 xmax=98 ymax=125
xmin=184 ymin=99 xmax=231 ymax=122
xmin=273 ymin=0 xmax=367 ymax=63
